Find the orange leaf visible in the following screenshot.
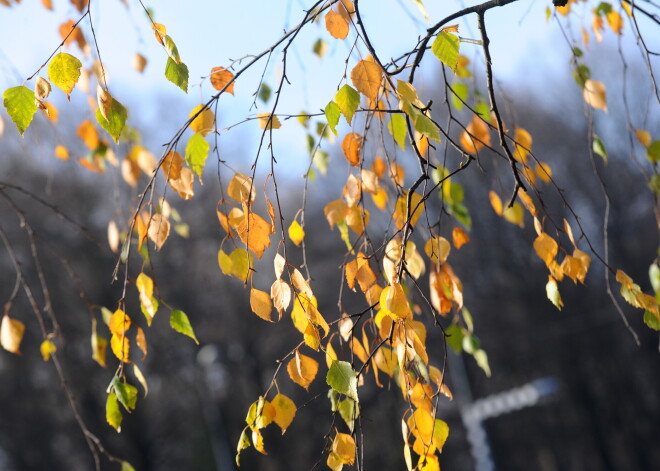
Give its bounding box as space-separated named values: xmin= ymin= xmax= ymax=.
xmin=452 ymin=227 xmax=470 ymax=249
xmin=250 ymin=288 xmax=274 ymax=322
xmin=147 ymin=213 xmax=170 ymax=250
xmin=287 ymin=351 xmax=319 ymax=389
xmin=342 ymin=132 xmax=362 ymax=166
xmin=325 ymin=9 xmax=349 ymax=40
xmin=350 ymin=59 xmax=382 ymax=102
xmin=77 ymin=120 xmax=99 ymax=150
xmin=210 ymin=66 xmax=235 ymax=94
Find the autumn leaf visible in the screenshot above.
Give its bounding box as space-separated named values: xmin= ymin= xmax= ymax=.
xmin=325 ymin=9 xmax=349 ymax=40
xmin=95 ymin=95 xmax=127 ymax=143
xmin=271 ymin=393 xmax=296 ymax=433
xmin=258 ymin=113 xmax=281 ymax=130
xmin=189 ymin=104 xmax=215 ymax=136
xmin=452 ymin=227 xmax=470 ymax=249
xmin=533 ymin=232 xmax=558 ymax=267
xmin=335 ymin=84 xmax=360 ymax=125
xmin=341 ymin=132 xmax=362 ymax=166
xmin=350 ymin=59 xmax=381 ymax=101
xmin=250 ymin=288 xmax=273 ymax=322
xmin=185 ymin=132 xmax=210 ymax=178
xmin=136 ymin=273 xmax=159 ymax=325
xmin=1 ymin=314 xmax=25 ymax=354
xmin=147 ymin=213 xmax=170 ymax=250
xmin=583 ymin=79 xmax=607 ymax=112
xmin=228 ymin=173 xmax=256 ymax=203
xmin=270 ymin=279 xmax=292 ymax=317
xmin=210 ymin=66 xmax=235 ymax=94
xmin=327 ymin=360 xmax=359 ymax=402
xmin=288 ymin=220 xmax=305 ymax=246
xmin=133 ymin=53 xmax=147 ymax=73
xmin=218 ymin=247 xmax=254 ymax=281
xmin=106 ymin=392 xmax=122 ymax=432
xmin=47 ymin=52 xmax=82 ymax=98
xmin=432 ymin=31 xmax=460 ymax=71
xmin=287 ymin=351 xmax=318 ymax=389
xmin=546 ymin=276 xmax=563 ymax=309
xmin=460 ymin=115 xmax=491 ymax=153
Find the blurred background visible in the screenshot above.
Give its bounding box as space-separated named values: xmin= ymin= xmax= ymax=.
xmin=1 ymin=1 xmax=660 ymax=470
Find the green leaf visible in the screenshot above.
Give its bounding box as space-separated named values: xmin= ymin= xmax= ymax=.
xmin=431 ymin=32 xmax=460 ymax=71
xmin=313 ymin=38 xmax=328 ymax=58
xmin=445 ymin=324 xmax=464 ymax=353
xmin=47 ymin=52 xmax=82 ymax=97
xmin=327 ymin=389 xmax=339 ymax=411
xmin=388 ymin=113 xmax=407 ymax=151
xmin=105 ymin=392 xmax=123 ymax=432
xmin=647 ymin=141 xmax=660 ymax=163
xmin=235 ymin=428 xmax=251 ymax=467
xmin=185 ymin=132 xmax=210 ymax=178
xmin=2 ymin=86 xmax=36 ymax=136
xmin=326 ymin=360 xmax=358 ymax=402
xmin=451 ymin=82 xmax=469 ymax=110
xmin=336 ymin=220 xmax=353 ymax=251
xmin=258 ymin=83 xmax=271 ymax=103
xmin=473 ymin=349 xmax=491 ymax=377
xmin=95 ymin=98 xmax=127 ymax=143
xmin=112 ymin=377 xmax=138 ymax=412
xmin=334 ymin=84 xmax=360 ymax=125
xmin=170 ymin=309 xmax=199 ymax=344
xmin=165 ymin=57 xmax=189 ymax=93
xmin=643 ymin=310 xmax=660 ymax=331
xmin=649 ymin=263 xmax=660 ymax=293
xmin=337 ymin=398 xmax=359 ymax=432
xmin=474 ymin=101 xmax=490 ymax=121
xmin=648 ymin=175 xmax=660 ymax=195
xmin=414 ymin=113 xmax=440 ymax=142
xmin=449 ymin=203 xmax=472 ymax=229
xmin=120 ymin=461 xmax=136 ymax=471
xmin=462 ymin=334 xmax=479 ymax=354
xmin=596 ymin=1 xmax=613 ymax=15
xmin=325 ymin=100 xmax=341 ymax=135
xmin=313 ymin=150 xmax=329 ymax=175
xmin=593 ymin=135 xmax=608 ymax=163
xmin=546 ymin=276 xmax=563 ymax=310
xmin=573 ymin=65 xmax=591 ymax=88
xmin=162 ymin=35 xmax=181 ymax=64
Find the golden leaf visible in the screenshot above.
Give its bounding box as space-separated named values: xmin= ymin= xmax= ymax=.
xmin=325 ymin=9 xmax=349 ymax=40
xmin=147 ymin=213 xmax=170 ymax=250
xmin=513 ymin=126 xmax=532 ymax=164
xmin=109 ymin=309 xmax=131 ymax=338
xmin=288 ymin=220 xmax=305 ymax=246
xmin=332 ymin=433 xmax=356 ymax=465
xmin=271 ymin=393 xmax=296 ymax=434
xmin=460 ymin=115 xmax=491 ymax=154
xmin=606 ymin=10 xmax=623 ymax=35
xmin=1 ymin=314 xmax=25 ymax=354
xmin=228 ymin=173 xmax=256 ymax=204
xmin=533 ymin=232 xmax=558 ymax=267
xmin=324 ymin=199 xmax=349 ymax=228
xmin=250 ymin=288 xmax=273 ymax=322
xmin=189 ymin=104 xmax=215 ymax=136
xmin=452 ymin=227 xmax=470 ymax=249
xmin=489 ymin=190 xmax=503 ymax=216
xmin=635 ymin=129 xmax=651 ymax=148
xmin=162 ymin=151 xmax=183 ymax=181
xmin=77 ymin=120 xmax=99 ymax=150
xmin=287 ymin=351 xmax=318 ymax=389
xmin=257 ymin=113 xmax=281 ymax=130
xmin=350 ymin=59 xmax=382 ymax=102
xmin=54 ymin=144 xmax=69 ymax=160
xmin=381 ymin=282 xmax=412 ymax=319
xmin=110 ymin=334 xmax=130 ymax=363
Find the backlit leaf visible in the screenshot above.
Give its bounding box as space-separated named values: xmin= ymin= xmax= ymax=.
xmin=350 ymin=59 xmax=381 ymax=101
xmin=287 ymin=351 xmax=318 ymax=389
xmin=325 ymin=9 xmax=349 ymax=39
xmin=40 ymin=339 xmax=57 ymax=361
xmin=250 ymin=288 xmax=273 ymax=322
xmin=218 ymin=247 xmax=253 ymax=281
xmin=95 ymin=96 xmax=127 ymax=143
xmin=327 ymin=360 xmax=359 ymax=402
xmin=47 ymin=52 xmax=82 ymax=97
xmin=170 ymin=309 xmax=199 ymax=344
xmin=228 ymin=173 xmax=256 ymax=203
xmin=271 ymin=279 xmax=291 ymax=316
xmin=112 ymin=377 xmax=138 ymax=412
xmin=189 ymin=104 xmax=214 ymax=136
xmin=147 ymin=213 xmax=170 ymax=250
xmin=388 ymin=113 xmax=407 ymax=150
xmin=185 ymin=132 xmax=210 ymax=178
xmin=635 ymin=129 xmax=651 ymax=147
xmin=3 ymin=86 xmax=36 ymax=135
xmin=1 ymin=314 xmax=25 ymax=354
xmin=288 ymin=220 xmax=305 ymax=246
xmin=162 ymin=35 xmax=181 ymax=64
xmin=165 ymin=57 xmax=189 ymax=93
xmin=583 ymin=79 xmax=607 ymax=112
xmin=109 ymin=309 xmax=131 ymax=338
xmin=258 ymin=113 xmax=281 ymax=130
xmin=593 ymin=135 xmax=608 ymax=163
xmin=272 ymin=393 xmax=296 ymax=433
xmin=91 ymin=319 xmax=108 ymax=368
xmin=325 ymin=100 xmax=341 ymax=135
xmin=341 ymin=132 xmax=362 ymax=166
xmin=111 ymin=334 xmax=130 ymax=362
xmin=136 ymin=272 xmax=158 ymax=325
xmin=210 ymin=66 xmax=235 ymax=94
xmin=432 ymin=31 xmax=459 ymax=71
xmin=452 ymin=227 xmax=470 ymax=249
xmin=546 ymin=276 xmax=563 ymax=310
xmin=335 ymin=84 xmax=360 ymax=125
xmin=106 ymin=392 xmax=122 ymax=432
xmin=534 ymin=232 xmax=558 ymax=267
xmin=133 ymin=53 xmax=147 ymax=73
xmin=332 ymin=433 xmax=356 ymax=465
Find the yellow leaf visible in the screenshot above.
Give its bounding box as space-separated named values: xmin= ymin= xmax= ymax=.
xmin=452 ymin=227 xmax=470 ymax=249
xmin=635 ymin=129 xmax=651 ymax=148
xmin=189 ymin=104 xmax=215 ymax=137
xmin=583 ymin=79 xmax=607 ymax=112
xmin=136 ymin=273 xmax=158 ymax=324
xmin=91 ymin=318 xmax=107 ymax=367
xmin=513 ymin=126 xmax=532 ymax=164
xmin=325 ymin=9 xmax=349 ymax=40
xmin=393 ymin=191 xmax=423 ymax=230
xmin=536 ymin=162 xmax=552 ymax=183
xmin=370 ymin=187 xmax=388 ymax=210
xmin=381 ymin=282 xmax=412 ymax=319
xmin=533 ymin=232 xmax=558 ymax=267
xmin=110 ymin=334 xmax=130 ymax=363
xmin=136 ymin=326 xmax=147 ymax=359
xmin=109 ymin=309 xmax=131 ymax=338
xmin=287 ymin=351 xmax=318 ymax=389
xmin=152 ymin=22 xmax=166 ymax=45
xmin=250 ymin=288 xmax=273 ymax=322
xmin=342 ymin=132 xmax=362 ymax=166
xmin=606 ymin=10 xmax=623 ymax=35
xmin=574 ymin=249 xmax=591 ymax=283
xmin=372 ymin=156 xmax=386 ymax=178
xmin=162 ymin=150 xmax=183 ymax=181
xmin=503 ymin=202 xmax=524 ymax=227
xmin=324 ymin=199 xmax=348 ymax=228
xmin=350 ymin=59 xmax=382 ymax=101
xmin=271 ymin=393 xmax=296 ymax=433
xmin=0 ymin=314 xmax=25 ymax=354
xmin=42 ymin=101 xmax=58 ymax=122
xmin=546 ymin=276 xmax=563 ymax=310
xmin=489 ymin=190 xmax=502 ymax=215
xmin=332 ymin=433 xmax=356 ymax=465
xmin=147 ymin=213 xmax=170 ymax=250
xmin=233 ymin=210 xmax=273 ymax=258
xmin=560 ymin=254 xmax=583 ymax=284
xmin=228 ymin=173 xmax=256 ymax=204
xmin=257 ymin=113 xmax=281 ymax=130
xmin=54 ymin=144 xmax=69 ymax=160
xmin=218 ymin=247 xmax=253 ymax=281
xmin=210 ymin=66 xmax=235 ymax=94
xmin=407 ymin=407 xmax=435 ymax=444
xmin=288 ymin=220 xmax=305 ymax=246
xmin=417 ymin=454 xmax=440 ymax=471
xmin=519 ymin=191 xmax=537 ymax=215
xmin=424 ymin=236 xmax=451 ymax=264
